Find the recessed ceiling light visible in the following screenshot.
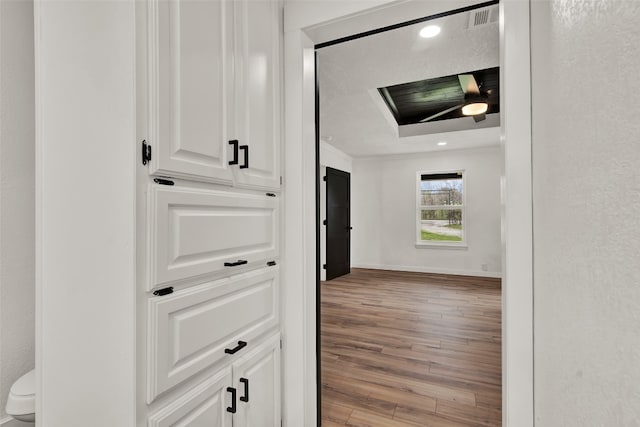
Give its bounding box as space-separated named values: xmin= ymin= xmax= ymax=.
xmin=437 ymin=141 xmax=447 ymax=146
xmin=419 ymin=25 xmax=441 ymax=38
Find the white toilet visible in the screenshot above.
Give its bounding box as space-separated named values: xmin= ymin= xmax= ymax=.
xmin=5 ymin=369 xmax=35 ymax=422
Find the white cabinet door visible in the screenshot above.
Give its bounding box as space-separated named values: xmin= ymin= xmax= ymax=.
xmin=149 ymin=0 xmax=234 ymax=184
xmin=148 ymin=184 xmax=278 ymax=290
xmin=147 ymin=368 xmax=233 ymax=427
xmin=232 ymin=0 xmax=281 ymax=191
xmin=147 ymin=267 xmax=279 ymax=402
xmin=233 ymin=333 xmax=281 ymax=427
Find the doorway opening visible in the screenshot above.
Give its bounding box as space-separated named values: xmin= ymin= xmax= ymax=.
xmin=280 ymin=0 xmax=533 ymax=424
xmin=315 ymin=2 xmax=504 ymax=425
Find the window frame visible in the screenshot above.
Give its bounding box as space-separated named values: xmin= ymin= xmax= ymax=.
xmin=415 ymin=169 xmax=467 ymax=249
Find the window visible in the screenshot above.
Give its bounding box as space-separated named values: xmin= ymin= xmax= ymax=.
xmin=417 ymin=171 xmax=465 ymax=245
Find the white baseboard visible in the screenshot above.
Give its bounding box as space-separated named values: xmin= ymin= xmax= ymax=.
xmin=0 ymin=417 xmax=34 ymax=427
xmin=351 ymin=263 xmax=502 ymax=279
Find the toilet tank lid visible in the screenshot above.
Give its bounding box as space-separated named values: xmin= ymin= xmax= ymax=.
xmin=11 ymin=369 xmax=35 ymax=397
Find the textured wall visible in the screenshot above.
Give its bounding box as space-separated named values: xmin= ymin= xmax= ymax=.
xmin=351 ymin=146 xmax=502 ymax=277
xmin=0 ymin=0 xmax=35 ymax=421
xmin=37 ymin=1 xmax=137 ymax=424
xmin=531 ymin=0 xmax=640 ymax=424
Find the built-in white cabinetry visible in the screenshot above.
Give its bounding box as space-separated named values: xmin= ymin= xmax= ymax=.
xmin=147 ymin=184 xmax=279 ymax=291
xmin=147 ymin=368 xmax=233 ymax=427
xmin=148 ymin=0 xmax=234 ymax=185
xmin=232 ymin=0 xmax=282 ymax=190
xmin=147 ymin=334 xmax=280 ymax=427
xmin=146 ymin=0 xmax=281 ymax=190
xmin=138 ymin=0 xmax=283 ymax=425
xmin=232 ymin=333 xmax=282 ymax=427
xmin=147 ymin=267 xmax=279 ymax=401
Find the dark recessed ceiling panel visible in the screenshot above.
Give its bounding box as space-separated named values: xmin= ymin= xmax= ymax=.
xmin=378 ymin=67 xmax=500 ymax=125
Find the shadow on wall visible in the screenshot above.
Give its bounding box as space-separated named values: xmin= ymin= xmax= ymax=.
xmin=0 ymin=0 xmax=36 ymax=423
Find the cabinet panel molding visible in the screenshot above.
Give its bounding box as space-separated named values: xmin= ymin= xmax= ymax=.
xmin=233 ymin=332 xmax=281 ymax=427
xmin=147 ymin=267 xmax=279 ymax=402
xmin=148 ymin=184 xmax=279 ymax=290
xmin=147 ymin=0 xmax=234 ymax=184
xmin=147 ymin=367 xmax=232 ymax=427
xmin=232 ymin=0 xmax=282 ymax=190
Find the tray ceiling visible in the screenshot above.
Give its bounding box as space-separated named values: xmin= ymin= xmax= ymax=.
xmin=317 ymin=4 xmax=500 ymax=157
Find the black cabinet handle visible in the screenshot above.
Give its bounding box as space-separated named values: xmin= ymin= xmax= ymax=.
xmin=239 ymin=145 xmax=249 ymax=169
xmin=142 ymin=140 xmax=152 ymax=165
xmin=239 ymin=378 xmax=249 ymax=402
xmin=152 ymin=287 xmax=173 ymax=296
xmin=225 ymin=340 xmax=247 ymax=355
xmin=346 ymin=226 xmax=353 ymax=230
xmin=228 ymin=140 xmax=239 ymax=165
xmin=226 ymin=387 xmax=237 ymax=413
xmin=154 ymin=178 xmax=174 ymax=186
xmin=224 ymin=259 xmax=248 ymax=267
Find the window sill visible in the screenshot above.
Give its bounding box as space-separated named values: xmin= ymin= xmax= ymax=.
xmin=415 ymin=242 xmax=468 ymax=250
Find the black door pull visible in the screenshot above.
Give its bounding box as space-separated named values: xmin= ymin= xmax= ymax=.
xmin=224 ymin=259 xmax=248 ymax=267
xmin=226 ymin=387 xmax=237 ymax=413
xmin=228 ymin=140 xmax=239 ymax=165
xmin=346 ymin=226 xmax=353 ymax=230
xmin=239 ymin=145 xmax=249 ymax=169
xmin=225 ymin=340 xmax=247 ymax=355
xmin=239 ymin=378 xmax=249 ymax=402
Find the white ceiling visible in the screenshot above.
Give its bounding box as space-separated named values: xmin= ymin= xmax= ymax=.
xmin=317 ymin=5 xmax=500 ymax=157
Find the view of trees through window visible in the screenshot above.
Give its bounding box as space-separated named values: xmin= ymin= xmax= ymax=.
xmin=419 ymin=172 xmax=463 ymax=242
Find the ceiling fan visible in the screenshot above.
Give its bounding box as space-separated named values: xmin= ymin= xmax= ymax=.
xmin=420 ymin=74 xmax=489 ymax=123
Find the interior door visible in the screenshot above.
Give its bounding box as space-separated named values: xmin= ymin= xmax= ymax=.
xmin=325 ymin=167 xmax=351 ymax=280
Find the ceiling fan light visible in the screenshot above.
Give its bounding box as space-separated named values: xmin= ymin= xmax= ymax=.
xmin=419 ymin=25 xmax=441 ymax=38
xmin=462 ymin=102 xmax=488 ymax=116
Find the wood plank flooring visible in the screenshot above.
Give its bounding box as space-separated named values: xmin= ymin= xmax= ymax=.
xmin=321 ymin=268 xmax=502 ymax=427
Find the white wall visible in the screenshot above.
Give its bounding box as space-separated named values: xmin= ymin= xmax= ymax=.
xmin=0 ymin=0 xmax=35 ymax=424
xmin=35 ymin=1 xmax=137 ymax=425
xmin=319 ymin=142 xmax=352 ymax=281
xmin=351 ymin=146 xmax=502 ymax=277
xmin=320 ymin=141 xmax=352 ymax=175
xmin=531 ymin=1 xmax=640 ymax=425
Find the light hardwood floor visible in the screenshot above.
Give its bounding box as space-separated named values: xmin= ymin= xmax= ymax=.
xmin=321 ymin=268 xmax=502 ymax=427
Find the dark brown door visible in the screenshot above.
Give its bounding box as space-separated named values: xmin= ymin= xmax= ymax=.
xmin=326 ymin=167 xmax=351 ymax=280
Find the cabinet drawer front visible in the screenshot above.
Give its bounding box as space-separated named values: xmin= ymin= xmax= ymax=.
xmin=148 ymin=185 xmax=278 ymax=290
xmin=148 ymin=267 xmax=279 ymax=401
xmin=148 ymin=368 xmax=232 ymax=427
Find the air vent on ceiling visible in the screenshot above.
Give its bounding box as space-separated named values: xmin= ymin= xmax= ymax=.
xmin=468 ymin=6 xmax=498 ymax=28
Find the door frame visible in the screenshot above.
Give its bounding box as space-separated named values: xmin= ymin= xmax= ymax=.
xmin=282 ymin=0 xmax=533 ymax=425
